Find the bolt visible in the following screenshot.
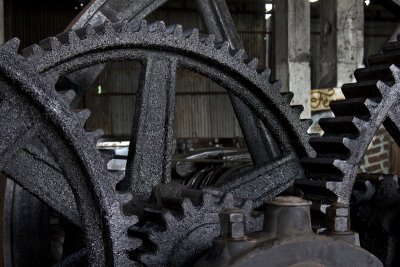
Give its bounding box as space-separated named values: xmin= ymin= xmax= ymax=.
xmin=326 ymin=202 xmax=350 ymax=233
xmin=219 ymin=208 xmax=246 ymax=240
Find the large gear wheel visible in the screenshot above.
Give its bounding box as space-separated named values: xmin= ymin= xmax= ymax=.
xmin=301 ymin=36 xmax=400 ymax=206
xmin=0 ymin=42 xmax=137 ymax=266
xmin=2 ymin=3 xmax=296 ymax=256
xmin=298 ymin=34 xmax=400 ymax=267
xmin=67 ymin=0 xmax=282 ymax=165
xmin=21 ymin=20 xmax=314 ymax=207
xmin=0 ymin=19 xmax=314 ymax=266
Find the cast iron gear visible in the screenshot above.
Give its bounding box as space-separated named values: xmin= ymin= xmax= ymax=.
xmin=0 ymin=40 xmax=139 ymax=266
xmin=0 ymin=18 xmax=313 ymax=265
xmin=67 ymin=0 xmax=281 ymax=165
xmin=21 ymin=19 xmax=314 ymax=207
xmin=300 ymin=35 xmax=400 ymax=205
xmin=130 ymin=187 xmax=262 ymax=266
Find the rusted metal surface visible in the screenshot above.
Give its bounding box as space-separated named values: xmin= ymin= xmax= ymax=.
xmin=196 ymin=196 xmax=382 ymax=267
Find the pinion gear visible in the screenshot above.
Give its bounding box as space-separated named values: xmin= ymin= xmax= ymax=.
xmin=130 ymin=188 xmax=262 ymax=267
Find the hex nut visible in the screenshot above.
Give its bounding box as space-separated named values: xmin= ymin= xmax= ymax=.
xmin=326 ymin=203 xmax=351 ymax=232
xmin=327 ymin=216 xmax=350 ymax=232
xmin=220 ymin=208 xmax=245 ymax=239
xmin=326 ymin=203 xmax=349 ymax=217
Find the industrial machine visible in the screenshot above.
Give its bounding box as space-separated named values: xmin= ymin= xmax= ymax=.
xmin=0 ymin=0 xmax=399 ymax=266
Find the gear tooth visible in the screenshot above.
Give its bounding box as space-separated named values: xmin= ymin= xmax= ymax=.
xmin=157 ymin=21 xmax=166 ymax=33
xmin=222 ymin=193 xmax=235 ymax=207
xmin=332 ymin=160 xmax=349 ymax=175
xmin=300 ymin=118 xmax=313 ymax=131
xmin=3 ymin=38 xmax=20 ymax=54
xmin=22 ymin=44 xmax=44 ymax=58
xmin=117 ymin=192 xmax=133 ymax=204
xmin=163 ymin=211 xmax=178 ymax=226
xmin=202 ymin=192 xmax=217 ymax=207
xmin=364 ymin=98 xmax=378 ymax=114
xmin=76 ymin=109 xmax=91 ymax=126
xmin=87 ymin=128 xmax=104 ymax=143
xmin=240 ymin=199 xmax=254 ymax=213
xmin=127 ymin=20 xmax=141 ymax=33
xmin=120 ymin=20 xmax=130 ymax=33
xmin=112 ymin=171 xmax=125 ymax=184
xmin=233 ymin=49 xmax=246 ymax=62
xmin=260 ymin=69 xmax=271 ymax=80
xmin=139 ymin=20 xmax=148 ymax=32
xmin=247 ymin=58 xmax=259 ymax=70
xmin=49 ymin=37 xmax=62 ymax=50
xmin=103 ymin=21 xmax=115 ymax=35
xmin=165 ymin=24 xmax=177 ymax=34
xmin=101 ymin=149 xmax=116 ymax=167
xmin=123 ymin=236 xmax=142 ymax=252
xmin=182 ymin=198 xmax=195 ymax=213
xmin=342 ymin=137 xmax=357 ymax=151
xmin=204 ymin=34 xmax=215 ymax=46
xmin=189 ymin=28 xmax=200 ymax=42
xmin=148 ymin=21 xmax=166 ymax=33
xmin=292 ymin=105 xmax=304 ymax=117
xmin=85 ymin=25 xmax=97 ymax=38
xmin=67 ymin=30 xmax=80 ymax=44
xmin=376 ymin=80 xmax=391 ymax=96
xmin=46 ymin=73 xmax=59 ymax=88
xmin=272 ymin=80 xmax=282 ymax=91
xmin=183 ymin=29 xmax=200 ymax=42
xmin=173 ymin=24 xmax=183 ymax=37
xmin=390 ymin=64 xmax=400 ymax=83
xmin=219 ymin=41 xmax=230 ymax=53
xmin=247 ymin=212 xmax=264 ymax=232
xmin=281 ymin=91 xmax=294 ymax=104
xmin=59 ymin=89 xmax=76 ymax=105
xmin=352 ymin=116 xmax=366 ymax=132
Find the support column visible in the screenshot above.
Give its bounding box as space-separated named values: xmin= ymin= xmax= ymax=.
xmin=274 ymin=0 xmax=311 ymax=118
xmin=318 ymin=0 xmax=364 ymax=88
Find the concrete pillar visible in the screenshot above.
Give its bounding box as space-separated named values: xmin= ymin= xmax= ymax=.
xmin=274 ymin=0 xmax=311 ymax=119
xmin=318 ymin=0 xmax=364 ymax=88
xmin=0 ymin=0 xmax=3 ymax=44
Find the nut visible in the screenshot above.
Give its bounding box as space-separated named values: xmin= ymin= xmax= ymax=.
xmin=327 ymin=216 xmax=350 ymax=232
xmin=326 ymin=202 xmax=349 ymax=217
xmin=326 ymin=203 xmax=350 ymax=232
xmin=220 ymin=208 xmax=245 ymax=239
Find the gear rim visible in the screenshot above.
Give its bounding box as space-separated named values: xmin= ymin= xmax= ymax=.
xmin=0 ymin=42 xmax=138 ymax=266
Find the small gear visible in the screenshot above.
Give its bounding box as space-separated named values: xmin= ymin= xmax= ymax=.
xmin=130 ymin=188 xmax=262 ymax=267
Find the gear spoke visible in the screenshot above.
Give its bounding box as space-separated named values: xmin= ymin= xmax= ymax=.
xmin=123 ymin=57 xmax=177 ymax=202
xmin=0 ymin=82 xmax=40 ymax=168
xmin=217 ymin=153 xmax=303 ymax=206
xmin=3 ymin=144 xmax=79 ymax=225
